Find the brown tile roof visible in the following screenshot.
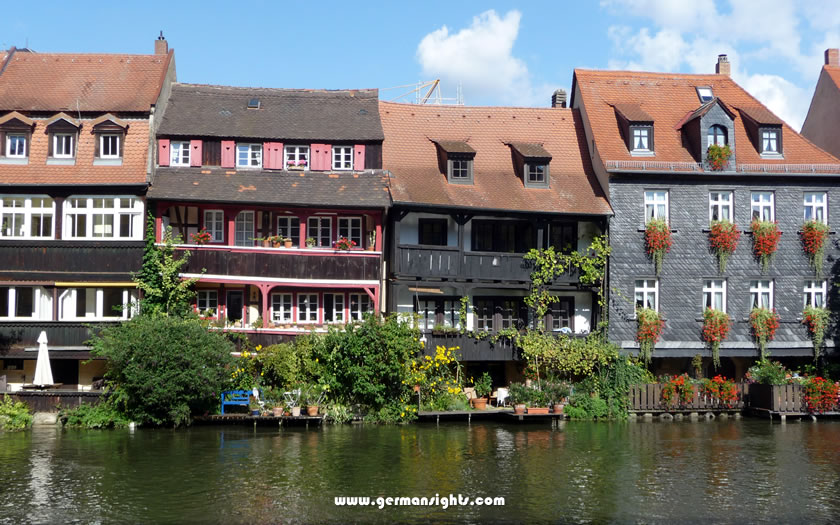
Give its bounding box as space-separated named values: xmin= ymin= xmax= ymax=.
xmin=509 ymin=142 xmax=552 ymax=158
xmin=736 ymin=105 xmax=784 ymax=126
xmin=0 ymin=51 xmax=171 ymax=112
xmin=380 ymin=101 xmax=611 ymax=216
xmin=433 ymin=140 xmax=475 ymax=154
xmin=824 ymin=66 xmax=840 ymax=89
xmin=573 ymin=69 xmax=840 ymax=169
xmin=0 ymin=118 xmax=150 ymax=186
xmin=613 ymin=103 xmax=653 ymax=122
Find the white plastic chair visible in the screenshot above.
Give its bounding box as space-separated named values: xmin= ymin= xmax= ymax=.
xmin=496 ymin=387 xmax=510 ymax=407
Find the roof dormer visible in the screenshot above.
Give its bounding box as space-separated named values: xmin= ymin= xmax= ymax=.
xmin=737 ymin=106 xmax=784 ymax=158
xmin=433 ymin=140 xmax=475 ymax=185
xmin=677 ymin=98 xmax=736 ymax=169
xmin=613 ymin=104 xmax=654 ymax=156
xmin=508 ymin=142 xmax=551 ymax=188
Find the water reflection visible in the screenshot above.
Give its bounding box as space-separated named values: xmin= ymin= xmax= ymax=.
xmin=1 ymin=420 xmax=839 ymax=523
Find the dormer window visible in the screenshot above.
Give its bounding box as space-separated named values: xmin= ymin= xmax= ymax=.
xmin=6 ymin=134 xmax=26 ymax=158
xmin=91 ymin=114 xmax=127 ymax=163
xmin=509 ymin=142 xmax=551 ymax=188
xmin=0 ymin=111 xmax=34 ymax=162
xmin=527 ymin=163 xmax=548 ymax=184
xmin=53 ymin=133 xmax=74 ymax=158
xmin=100 ymin=135 xmax=120 ymax=158
xmin=696 ymin=87 xmax=714 ymax=103
xmin=761 ymin=128 xmax=780 ymax=154
xmin=737 ymin=107 xmax=784 ymax=158
xmin=614 ymin=104 xmax=654 ymax=156
xmin=434 ymin=140 xmax=475 ymax=185
xmin=708 ymin=125 xmax=728 ymax=146
xmin=45 ymin=113 xmax=81 ymax=163
xmin=631 ymin=127 xmax=651 ymax=152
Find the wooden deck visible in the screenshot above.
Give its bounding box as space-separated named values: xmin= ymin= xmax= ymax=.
xmin=417 ymin=408 xmax=568 ymax=424
xmin=194 ymin=414 xmax=328 ymax=427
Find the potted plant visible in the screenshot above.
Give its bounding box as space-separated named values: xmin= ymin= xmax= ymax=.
xmin=706 ymin=144 xmax=732 ymax=171
xmin=248 ymin=395 xmax=261 ymax=416
xmin=801 ymin=220 xmax=829 ymax=277
xmin=708 ymin=220 xmax=740 ymax=274
xmin=191 ymin=229 xmax=212 ymax=245
xmin=251 ymin=316 xmax=264 ymax=330
xmin=303 ymin=383 xmax=326 ymax=416
xmin=750 ymin=219 xmax=781 ymax=273
xmin=472 ymin=372 xmax=492 ymax=410
xmin=283 ymin=237 xmax=294 ymax=248
xmin=527 ymin=388 xmax=550 ymax=414
xmin=305 ymin=237 xmax=316 ymax=248
xmin=545 ymin=382 xmax=570 ymax=414
xmin=367 ymin=231 xmax=376 ymax=251
xmin=334 ymin=237 xmax=356 ymax=251
xmin=508 ymin=383 xmax=530 ymax=415
xmin=644 ymin=218 xmax=671 ymax=276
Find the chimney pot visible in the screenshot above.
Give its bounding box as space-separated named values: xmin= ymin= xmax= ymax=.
xmin=155 ymin=31 xmax=168 ymax=55
xmin=715 ymin=54 xmax=730 ymax=76
xmin=551 ymin=89 xmax=567 ymax=108
xmin=825 ymin=48 xmax=839 ymax=66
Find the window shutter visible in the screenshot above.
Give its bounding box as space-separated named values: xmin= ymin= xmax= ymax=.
xmin=311 ymin=143 xmax=330 ymax=171
xmin=158 ymin=139 xmax=170 ymax=167
xmin=354 ymin=144 xmax=365 ymax=171
xmin=119 ymin=132 xmax=124 ymax=158
xmin=0 ymin=131 xmax=4 ymax=156
xmin=94 ymin=134 xmax=100 ymax=158
xmin=221 ymin=140 xmax=235 ymax=168
xmin=190 ymin=140 xmax=203 ymax=167
xmin=263 ymin=142 xmax=283 ymax=169
xmin=48 ymin=133 xmax=54 ymax=157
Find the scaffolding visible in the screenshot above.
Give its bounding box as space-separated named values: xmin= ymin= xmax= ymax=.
xmin=382 ymin=79 xmax=464 ymax=105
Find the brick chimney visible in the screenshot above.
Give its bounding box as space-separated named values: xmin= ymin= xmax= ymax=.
xmin=155 ymin=31 xmax=168 ymax=55
xmin=826 ymin=48 xmax=839 ymax=66
xmin=716 ymin=54 xmax=730 ymax=76
xmin=551 ymin=89 xmax=567 ymax=108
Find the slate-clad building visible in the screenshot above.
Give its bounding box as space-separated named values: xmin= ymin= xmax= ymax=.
xmin=148 ymin=85 xmax=389 ymax=344
xmin=572 ymin=56 xmax=840 ymax=377
xmin=802 ymin=48 xmax=840 ymax=159
xmin=380 ymin=98 xmax=612 ymax=382
xmin=0 ymin=38 xmax=176 ymax=390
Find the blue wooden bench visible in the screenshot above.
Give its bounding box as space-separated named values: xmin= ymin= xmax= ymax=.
xmin=221 ymin=390 xmax=254 ymax=414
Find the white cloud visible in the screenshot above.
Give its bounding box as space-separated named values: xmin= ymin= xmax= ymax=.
xmin=416 ymin=10 xmax=538 ymax=105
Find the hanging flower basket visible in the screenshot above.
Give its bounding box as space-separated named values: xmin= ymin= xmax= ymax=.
xmin=800 ymin=220 xmax=829 ymax=278
xmin=708 ymin=220 xmax=740 ymax=274
xmin=706 ymin=144 xmax=732 ymax=171
xmin=750 ymin=220 xmax=781 ymax=273
xmin=644 ymin=218 xmax=671 ymax=276
xmin=802 ymin=305 xmax=829 ymax=361
xmin=702 ymin=308 xmax=730 ymax=369
xmin=636 ymin=307 xmax=663 ymax=365
xmin=749 ymin=307 xmax=779 ymax=360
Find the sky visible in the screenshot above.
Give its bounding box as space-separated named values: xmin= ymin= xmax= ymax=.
xmin=2 ymin=0 xmax=839 ymax=130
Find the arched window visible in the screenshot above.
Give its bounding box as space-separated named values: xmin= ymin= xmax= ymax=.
xmin=707 ymin=125 xmax=727 ymax=146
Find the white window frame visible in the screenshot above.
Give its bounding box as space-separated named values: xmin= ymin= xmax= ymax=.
xmin=197 ymin=290 xmax=218 ymax=317
xmin=285 ymin=145 xmax=310 ymax=170
xmin=297 ymin=293 xmax=319 ymax=323
xmin=644 ymin=190 xmax=668 ymax=223
xmin=236 ymin=143 xmax=262 ymax=168
xmin=234 ymin=211 xmax=255 ymax=247
xmin=804 ymin=280 xmax=827 ymax=308
xmin=307 ymin=216 xmax=332 ymax=248
xmin=6 ymin=134 xmax=27 ymax=158
xmin=58 ymin=287 xmax=136 ymax=321
xmin=170 ymin=141 xmax=190 ymax=166
xmin=749 ymin=280 xmax=773 ymax=309
xmin=803 ymin=192 xmax=827 ymax=224
xmin=708 ymin=191 xmax=733 ymax=223
xmin=702 ymin=279 xmax=727 ymax=312
xmin=52 ymin=133 xmax=75 ymax=158
xmin=0 ymin=195 xmax=55 ymax=239
xmin=631 ymin=126 xmax=651 ymax=152
xmin=761 ymin=129 xmax=780 ymax=154
xmin=332 ymin=145 xmax=353 ymax=170
xmin=0 ymin=286 xmax=51 ymax=320
xmin=337 ymin=217 xmax=362 ymax=248
xmin=349 ymin=293 xmax=372 ymax=321
xmin=324 ymin=293 xmax=345 ymax=323
xmin=634 ymin=279 xmax=659 ymax=311
xmin=271 ymin=293 xmax=293 ymax=323
xmin=750 ymin=192 xmax=774 ymax=222
xmin=203 ymin=210 xmax=225 ymax=243
xmin=99 ymin=134 xmax=121 ymax=159
xmin=63 ymin=196 xmax=143 ymax=240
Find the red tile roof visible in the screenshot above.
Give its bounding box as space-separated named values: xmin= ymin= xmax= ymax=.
xmin=380 ymin=102 xmax=611 ymax=216
xmin=0 ymin=50 xmax=171 ymax=112
xmin=824 ymin=66 xmax=840 ymax=89
xmin=573 ymin=69 xmax=840 ymax=169
xmin=0 ymin=118 xmax=150 ymax=185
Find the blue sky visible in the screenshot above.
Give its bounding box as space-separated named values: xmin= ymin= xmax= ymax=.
xmin=2 ymin=1 xmax=839 ymax=129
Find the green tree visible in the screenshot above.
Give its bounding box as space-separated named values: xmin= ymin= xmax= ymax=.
xmin=133 ymin=215 xmax=199 ymax=316
xmin=90 ymin=315 xmax=236 ymax=426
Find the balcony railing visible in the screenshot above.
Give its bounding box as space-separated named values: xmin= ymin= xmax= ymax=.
xmin=0 ymin=321 xmax=117 ymax=347
xmin=0 ymin=240 xmax=144 ymax=280
xmin=419 ymin=333 xmax=519 ymax=361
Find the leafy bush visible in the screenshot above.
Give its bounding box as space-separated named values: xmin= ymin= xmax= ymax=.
xmin=90 ymin=315 xmax=236 ymax=427
xmin=565 ymin=394 xmax=608 ymax=419
xmin=62 ymin=400 xmax=131 ymax=429
xmin=408 ymin=345 xmax=464 ymax=411
xmin=257 ymin=342 xmax=307 ymax=388
xmin=746 ymin=360 xmax=791 ymax=385
xmin=0 ymin=395 xmax=33 ymax=431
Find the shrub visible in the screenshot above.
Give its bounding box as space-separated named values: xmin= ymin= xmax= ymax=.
xmin=62 ymin=400 xmax=131 ymax=429
xmin=90 ymin=315 xmax=236 ymax=427
xmin=708 ymin=220 xmax=740 ymax=273
xmin=644 ymin=218 xmax=672 ymax=276
xmin=746 ymin=360 xmax=790 ymax=385
xmin=0 ymin=395 xmax=33 ymax=431
xmin=565 ymin=395 xmax=608 ymax=419
xmin=408 ymin=345 xmax=463 ymax=412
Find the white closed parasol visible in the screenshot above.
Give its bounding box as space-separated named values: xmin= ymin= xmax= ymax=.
xmin=33 ymin=331 xmax=54 ymax=387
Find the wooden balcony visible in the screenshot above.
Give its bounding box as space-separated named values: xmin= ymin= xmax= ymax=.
xmin=0 ymin=241 xmax=144 ymax=281
xmin=178 ymin=245 xmax=381 ymax=281
xmin=0 ymin=321 xmax=117 ymax=348
xmin=395 ymin=245 xmax=579 ymax=283
xmin=418 ymin=333 xmax=520 ymax=361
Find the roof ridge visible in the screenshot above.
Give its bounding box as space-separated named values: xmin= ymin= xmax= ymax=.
xmin=574 ymin=68 xmax=726 ymax=79
xmin=174 ymin=82 xmax=379 ymax=94
xmin=379 ymin=100 xmax=574 ymax=112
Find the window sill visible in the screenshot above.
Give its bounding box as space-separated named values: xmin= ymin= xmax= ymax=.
xmin=0 ymin=157 xmax=28 ymax=165
xmin=630 ymin=151 xmax=655 ymax=157
xmin=637 ymin=227 xmax=677 ymax=233
xmin=47 ymin=158 xmax=75 ymax=165
xmin=796 ymin=229 xmax=836 ymax=235
xmin=93 ymin=158 xmax=123 ymax=166
xmin=759 ymin=153 xmax=784 ymax=160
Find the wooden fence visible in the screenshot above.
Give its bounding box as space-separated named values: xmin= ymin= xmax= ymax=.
xmin=629 ymin=383 xmax=749 ymax=413
xmin=10 ymin=390 xmax=105 ymax=412
xmin=747 ymin=384 xmax=807 ymax=414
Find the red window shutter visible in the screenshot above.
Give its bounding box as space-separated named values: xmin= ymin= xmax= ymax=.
xmin=275 ymin=142 xmax=283 ymax=169
xmin=190 ymin=140 xmax=203 ymax=167
xmin=158 ymin=139 xmax=170 ymax=167
xmin=263 ymin=142 xmax=273 ymax=169
xmin=311 ymin=143 xmax=331 ymax=170
xmin=354 ymin=145 xmax=366 ymax=171
xmin=221 ymin=140 xmax=235 ymax=168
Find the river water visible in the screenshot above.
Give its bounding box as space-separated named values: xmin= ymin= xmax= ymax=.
xmin=1 ymin=419 xmax=838 ymax=524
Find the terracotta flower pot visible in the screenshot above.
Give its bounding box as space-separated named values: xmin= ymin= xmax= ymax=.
xmin=514 ymin=404 xmax=526 ymax=415
xmin=262 ymin=240 xmax=271 ymax=248
xmin=552 ymin=403 xmax=564 ymax=414
xmin=473 ymin=398 xmax=488 ymax=411
xmin=291 ymin=406 xmax=301 ymax=417
xmin=284 ymin=240 xmax=293 ymax=248
xmin=527 ymin=407 xmax=550 ymax=415
xmin=306 ymin=406 xmax=319 ymax=417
